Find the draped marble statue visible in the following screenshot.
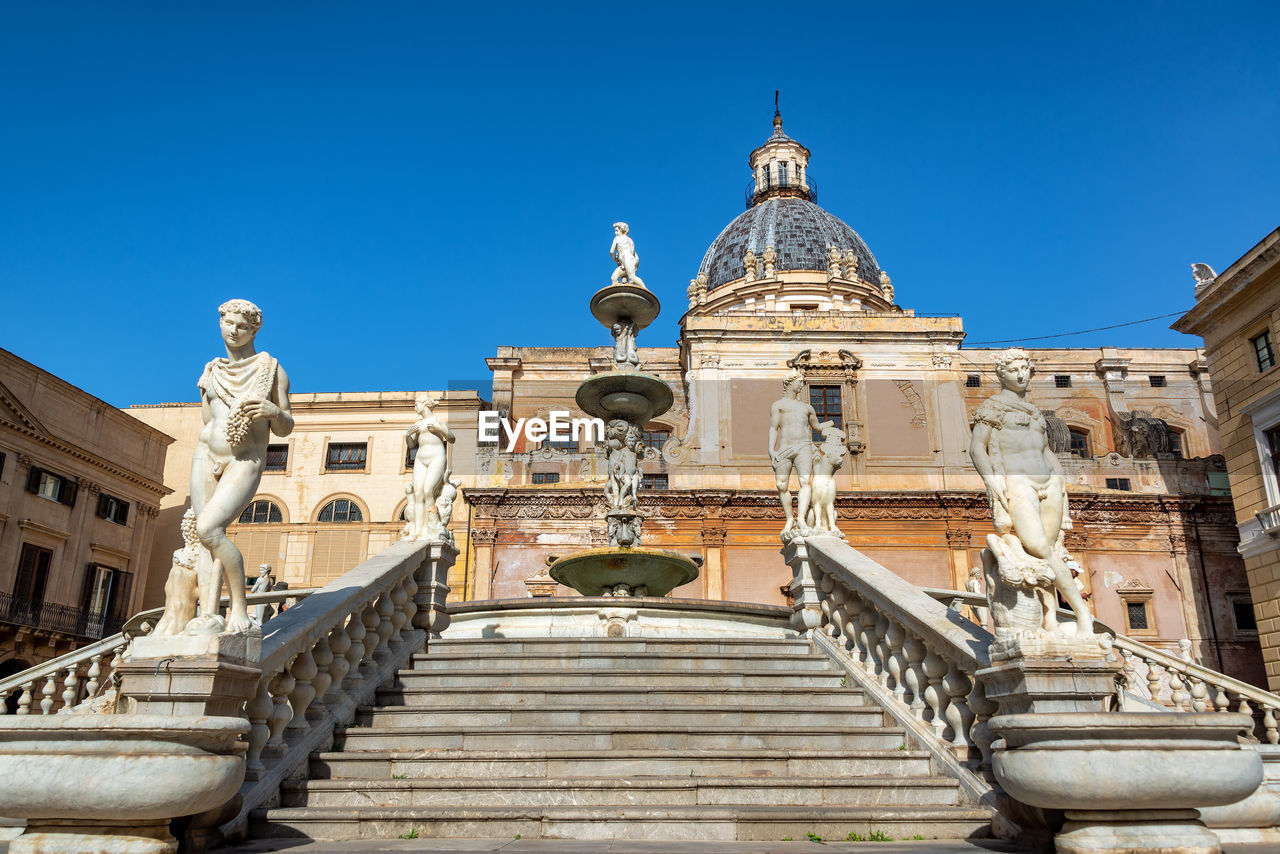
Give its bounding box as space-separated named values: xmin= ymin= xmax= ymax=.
xmin=406 ymin=395 xmax=456 ymax=540
xmin=182 ymin=299 xmax=294 ymax=635
xmin=609 ymin=222 xmax=645 ymax=288
xmin=970 ymin=347 xmax=1098 ymax=650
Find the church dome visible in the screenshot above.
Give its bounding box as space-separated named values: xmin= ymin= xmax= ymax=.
xmin=698 ymin=196 xmax=881 ymax=290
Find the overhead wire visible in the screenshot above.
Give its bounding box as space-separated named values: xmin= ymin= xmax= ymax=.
xmin=962 ymin=310 xmax=1192 ymax=347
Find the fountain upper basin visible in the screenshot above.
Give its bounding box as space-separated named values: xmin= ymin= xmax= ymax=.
xmin=590 ymin=283 xmax=660 ymax=330
xmin=548 ymin=547 xmax=701 ymax=597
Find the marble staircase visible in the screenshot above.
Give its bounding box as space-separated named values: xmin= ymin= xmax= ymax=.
xmin=254 ymin=636 xmax=993 ymax=843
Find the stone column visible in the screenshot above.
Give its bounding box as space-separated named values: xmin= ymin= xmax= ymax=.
xmin=945 ymin=526 xmax=972 ymax=591
xmin=700 ymin=525 xmax=727 ymax=600
xmin=470 ymin=527 xmax=497 ymax=600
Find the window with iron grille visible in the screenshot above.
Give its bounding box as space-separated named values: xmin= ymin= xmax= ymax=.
xmin=1068 ymin=428 xmax=1091 ymax=458
xmin=264 ymin=444 xmax=288 ymax=472
xmin=1125 ymin=601 xmax=1150 ymax=631
xmin=531 ymin=472 xmax=560 ymax=485
xmin=25 ymin=466 xmax=77 ymax=506
xmin=1054 ymin=375 xmax=1072 ymax=388
xmin=642 ymin=473 xmax=669 ymax=490
xmin=965 ymin=374 xmax=981 ymax=388
xmin=809 ymin=385 xmax=842 ymax=442
xmin=325 ymin=442 xmax=367 ymax=471
xmin=318 ymin=498 xmax=362 ymax=523
xmin=1148 ymin=375 xmax=1166 ymax=388
xmin=96 ymin=493 xmax=129 ymax=525
xmin=1105 ymin=477 xmax=1132 ymax=491
xmin=1254 ymin=331 xmax=1276 ymax=372
xmin=641 ymin=427 xmax=670 ymax=451
xmin=239 ymin=499 xmax=283 ymax=524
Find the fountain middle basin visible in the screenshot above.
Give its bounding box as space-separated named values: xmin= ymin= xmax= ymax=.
xmin=576 ymin=371 xmax=673 ymax=424
xmin=548 ymin=546 xmax=701 ymax=597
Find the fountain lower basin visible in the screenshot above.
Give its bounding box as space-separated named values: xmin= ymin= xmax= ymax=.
xmin=548 ymin=547 xmax=701 ymax=597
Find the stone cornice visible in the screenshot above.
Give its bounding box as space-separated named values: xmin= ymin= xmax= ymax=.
xmin=1174 ymin=228 xmax=1280 ymax=337
xmin=0 ymin=418 xmax=172 ymax=499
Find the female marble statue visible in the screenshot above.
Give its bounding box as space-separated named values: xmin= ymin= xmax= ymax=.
xmin=187 ymin=299 xmax=293 ymax=635
xmin=407 ymin=395 xmax=455 ymax=540
xmin=969 ymin=348 xmax=1094 ymax=636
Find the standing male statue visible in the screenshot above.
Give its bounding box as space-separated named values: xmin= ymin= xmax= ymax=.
xmin=187 ymin=299 xmax=293 ymax=635
xmin=769 ymin=369 xmax=831 ymax=541
xmin=610 ymin=222 xmax=645 ymax=288
xmin=970 ymin=348 xmax=1095 ymax=636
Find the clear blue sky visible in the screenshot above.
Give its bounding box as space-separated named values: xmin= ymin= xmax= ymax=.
xmin=2 ymin=3 xmax=1277 ymax=406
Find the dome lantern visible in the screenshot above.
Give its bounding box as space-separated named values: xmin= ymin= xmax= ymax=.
xmin=746 ymin=107 xmax=814 ymax=208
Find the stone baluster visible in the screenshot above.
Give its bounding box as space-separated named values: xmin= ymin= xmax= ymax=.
xmin=265 ymin=665 xmax=296 ymax=758
xmin=286 ymin=648 xmax=318 ymax=736
xmin=373 ymin=593 xmax=396 ymax=662
xmin=1188 ymin=676 xmax=1210 ymax=713
xmin=1263 ymin=706 xmax=1279 ymax=745
xmin=858 ymin=606 xmax=880 ymax=677
xmin=1238 ymin=696 xmax=1254 ymax=719
xmin=39 ymin=674 xmax=57 ymax=715
xmin=1214 ymin=684 xmax=1231 ymax=714
xmin=1145 ymin=660 xmax=1162 ymax=703
xmin=342 ymin=608 xmax=368 ymax=694
xmin=325 ymin=622 xmax=352 ymax=705
xmin=885 ymin=620 xmax=907 ymax=703
xmin=826 ymin=587 xmax=846 ymax=642
xmin=841 ymin=594 xmax=865 ymax=663
xmin=1169 ymin=667 xmax=1189 ymax=711
xmin=308 ymin=634 xmax=334 ymax=720
xmin=244 ymin=678 xmax=274 ymax=780
xmin=388 ymin=578 xmax=410 ymax=649
xmin=901 ymin=633 xmax=926 ymax=718
xmin=16 ymin=681 xmax=34 ymax=715
xmin=400 ymin=571 xmax=419 ymax=636
xmin=0 ymin=687 xmax=8 ymax=714
xmin=58 ymin=664 xmax=81 ymax=713
xmin=358 ymin=601 xmax=382 ymax=677
xmin=85 ymin=654 xmax=104 ymax=701
xmin=922 ymin=649 xmax=948 ymax=739
xmin=967 ymin=677 xmax=998 ymax=769
xmin=873 ymin=612 xmax=892 ymax=689
xmin=943 ymin=660 xmax=974 ymax=750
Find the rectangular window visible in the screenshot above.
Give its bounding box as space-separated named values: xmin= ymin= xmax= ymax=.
xmin=1267 ymin=426 xmax=1280 ymax=481
xmin=325 ymin=442 xmax=367 ymax=471
xmin=405 ymin=443 xmax=417 ymax=468
xmin=0 ymin=450 xmax=6 ymax=479
xmin=1148 ymin=375 xmax=1166 ymax=388
xmin=13 ymin=544 xmax=52 ymax=605
xmin=641 ymin=428 xmax=670 ymax=451
xmin=78 ymin=564 xmax=134 ymax=636
xmin=1233 ymin=598 xmax=1259 ymax=633
xmin=1105 ymin=477 xmax=1132 ymax=491
xmin=965 ymin=374 xmax=981 ymax=388
xmin=778 ymin=161 xmax=789 ymax=185
xmin=264 ymin=444 xmax=288 ymax=472
xmin=1069 ymin=429 xmax=1091 ymax=458
xmin=531 ymin=472 xmax=560 ymax=485
xmin=1125 ymin=601 xmax=1150 ymax=631
xmin=25 ymin=466 xmax=77 ymax=506
xmin=809 ymin=385 xmax=843 ymax=442
xmin=1168 ymin=429 xmax=1185 ymax=458
xmin=547 ymin=436 xmax=579 ymax=453
xmin=1054 ymin=375 xmax=1072 ymax=389
xmin=1207 ymin=471 xmax=1232 ymax=496
xmin=641 ymin=473 xmax=669 ymax=490
xmin=1254 ymin=331 xmax=1276 ymax=372
xmin=95 ymin=493 xmax=129 ymax=526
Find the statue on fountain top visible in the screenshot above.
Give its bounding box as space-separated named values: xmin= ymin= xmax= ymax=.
xmin=610 ymin=222 xmax=645 ymax=289
xmin=970 ymin=347 xmax=1104 ymax=658
xmin=184 ymin=299 xmax=293 ymax=636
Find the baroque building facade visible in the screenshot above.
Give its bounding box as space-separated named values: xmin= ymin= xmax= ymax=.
xmin=132 ymin=115 xmax=1262 ymax=687
xmin=0 ymin=348 xmax=172 ymax=682
xmin=1174 ymin=226 xmax=1280 ymax=688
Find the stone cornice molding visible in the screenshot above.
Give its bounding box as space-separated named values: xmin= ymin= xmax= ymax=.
xmin=1174 ymin=228 xmax=1280 ymax=336
xmin=18 ymin=519 xmax=71 ymax=541
xmin=1 ymin=420 xmax=172 ymax=498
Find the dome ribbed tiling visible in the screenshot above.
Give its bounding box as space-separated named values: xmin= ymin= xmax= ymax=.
xmin=698 ymin=197 xmax=880 ymax=291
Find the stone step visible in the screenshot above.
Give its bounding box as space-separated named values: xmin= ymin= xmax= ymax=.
xmin=375 ymin=685 xmax=867 ymax=708
xmin=333 ymin=725 xmax=907 ymax=753
xmin=426 ymin=638 xmax=812 ymax=656
xmin=254 ymin=804 xmax=993 ymax=842
xmin=283 ymin=775 xmax=962 ymax=809
xmin=355 ymin=703 xmax=887 ymax=729
xmin=311 ymin=748 xmax=936 ymax=780
xmin=391 ymin=668 xmax=845 ymax=689
xmin=408 ymin=651 xmax=836 ymax=671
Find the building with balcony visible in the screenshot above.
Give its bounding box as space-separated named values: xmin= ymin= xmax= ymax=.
xmin=1174 ymin=227 xmax=1280 ymax=688
xmin=0 ymin=348 xmax=172 ymax=684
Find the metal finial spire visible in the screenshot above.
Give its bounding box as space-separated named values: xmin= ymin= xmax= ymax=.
xmin=773 ymin=90 xmax=782 ymax=129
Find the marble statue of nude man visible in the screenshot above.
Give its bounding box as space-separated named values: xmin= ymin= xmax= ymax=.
xmin=187 ymin=299 xmax=293 ymax=635
xmin=610 ymin=222 xmax=645 ymax=288
xmin=969 ymin=348 xmax=1094 ymax=636
xmin=407 ymin=395 xmax=456 ymax=540
xmin=768 ymin=369 xmax=831 ymax=541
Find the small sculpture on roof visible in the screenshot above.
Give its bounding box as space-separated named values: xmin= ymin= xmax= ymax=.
xmin=762 ymin=245 xmax=777 ymax=278
xmin=1191 ymin=263 xmax=1217 ymax=296
xmin=842 ymin=249 xmax=859 ymax=281
xmin=879 ymin=270 xmax=894 ymax=303
xmin=826 ymin=246 xmax=842 ymax=280
xmin=743 ymin=248 xmax=759 ymax=282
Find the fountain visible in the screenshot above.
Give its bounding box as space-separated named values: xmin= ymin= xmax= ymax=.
xmin=547 ymin=223 xmax=701 ymax=597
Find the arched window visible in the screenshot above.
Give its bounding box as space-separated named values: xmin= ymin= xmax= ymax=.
xmin=1068 ymin=428 xmax=1091 ymax=458
xmin=318 ymin=498 xmax=363 ymax=523
xmin=239 ymin=500 xmax=283 ymax=524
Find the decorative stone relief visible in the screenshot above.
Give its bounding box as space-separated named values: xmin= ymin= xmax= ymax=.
xmin=893 ymin=380 xmax=927 ymax=428
xmin=932 ymin=354 xmax=953 ymax=369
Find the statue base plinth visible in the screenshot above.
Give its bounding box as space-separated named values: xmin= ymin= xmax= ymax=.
xmin=120 ymin=632 xmax=261 ymax=717
xmin=989 ymin=631 xmax=1112 ymax=664
xmin=411 ymin=538 xmax=458 ymax=637
xmin=977 ymin=654 xmax=1121 ymax=716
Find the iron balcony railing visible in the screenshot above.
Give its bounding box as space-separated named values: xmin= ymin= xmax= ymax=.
xmin=0 ymin=591 xmax=124 ymax=640
xmin=745 ymin=170 xmax=817 ymax=208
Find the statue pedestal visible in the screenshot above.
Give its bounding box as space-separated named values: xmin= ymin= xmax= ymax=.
xmin=977 ymin=651 xmax=1120 ymax=716
xmin=412 ymin=539 xmax=458 ymax=638
xmin=120 ymin=631 xmax=262 ymax=717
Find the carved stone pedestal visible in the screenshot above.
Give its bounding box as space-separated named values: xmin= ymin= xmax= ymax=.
xmin=412 ymin=538 xmax=458 ymax=638
xmin=119 ymin=631 xmax=261 ymax=717
xmin=1056 ymin=810 xmax=1221 ymax=854
xmin=782 ymin=539 xmax=822 ymax=632
xmin=977 ymin=653 xmax=1120 ymax=715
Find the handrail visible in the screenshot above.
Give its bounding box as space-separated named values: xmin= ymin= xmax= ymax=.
xmin=0 ymin=589 xmax=317 ymax=715
xmin=924 ymin=587 xmax=1280 ymax=742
